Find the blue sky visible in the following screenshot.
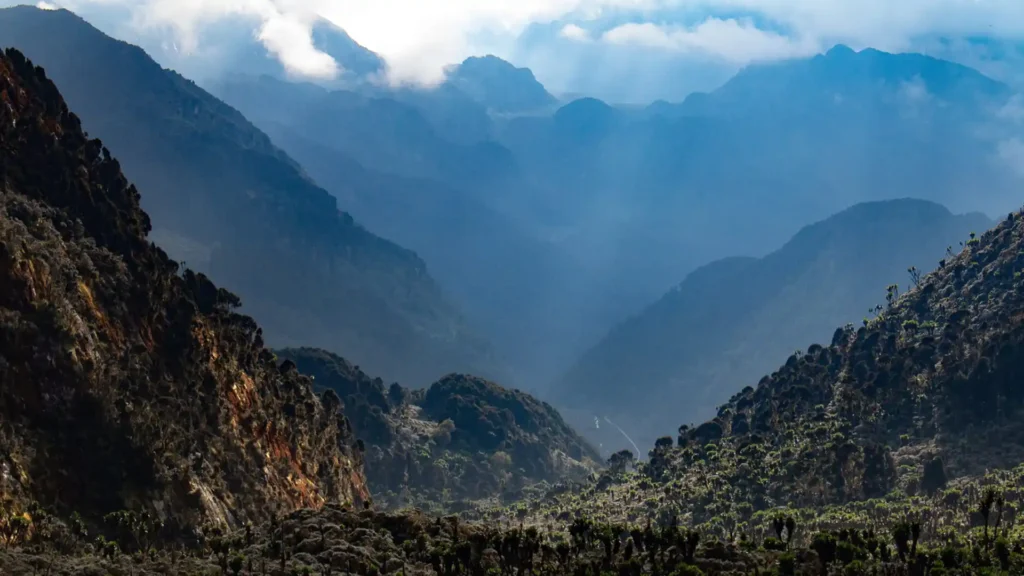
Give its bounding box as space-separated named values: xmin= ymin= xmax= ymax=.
xmin=21 ymin=0 xmax=1024 ymax=102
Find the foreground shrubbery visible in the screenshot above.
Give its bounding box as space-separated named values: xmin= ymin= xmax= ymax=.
xmin=5 ymin=498 xmax=1024 ymax=575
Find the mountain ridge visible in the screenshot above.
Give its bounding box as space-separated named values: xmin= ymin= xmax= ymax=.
xmin=0 ymin=5 xmax=502 ymax=386
xmin=554 ymin=199 xmax=993 ymax=452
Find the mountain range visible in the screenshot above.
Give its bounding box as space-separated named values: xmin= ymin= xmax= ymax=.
xmin=6 ymin=5 xmax=1024 ymax=575
xmin=0 ymin=5 xmax=502 ymax=387
xmin=553 ymin=199 xmax=992 ymax=452
xmin=211 ymin=37 xmax=1024 ymax=390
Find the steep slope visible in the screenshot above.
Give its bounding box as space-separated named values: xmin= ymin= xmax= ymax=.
xmin=0 ymin=47 xmax=367 ymax=532
xmin=555 ymin=200 xmax=991 ymax=452
xmin=528 ymin=203 xmax=1024 ymax=536
xmin=211 ymin=73 xmax=518 ymax=196
xmin=0 ymin=6 xmax=498 ymax=386
xmin=276 ymin=348 xmax=600 ymax=512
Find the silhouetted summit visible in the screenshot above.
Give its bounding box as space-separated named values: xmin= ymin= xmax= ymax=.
xmin=446 ymin=55 xmax=558 ymax=113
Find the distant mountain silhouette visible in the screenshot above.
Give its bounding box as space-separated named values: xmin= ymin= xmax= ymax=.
xmin=212 ymin=74 xmax=518 ymax=191
xmin=554 ymin=199 xmax=993 ymax=453
xmin=496 ymin=44 xmax=1023 ymax=319
xmin=0 ymin=6 xmax=501 ymax=386
xmin=213 ymin=74 xmax=628 ymax=387
xmin=444 ymin=55 xmax=558 ymax=113
xmin=216 ymin=44 xmax=1024 ymax=390
xmin=675 ymin=44 xmax=1012 ymax=118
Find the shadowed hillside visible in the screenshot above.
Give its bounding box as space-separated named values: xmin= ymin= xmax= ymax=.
xmin=277 ymin=348 xmax=600 ymax=513
xmin=554 ymin=199 xmax=991 ymax=453
xmin=0 ymin=47 xmax=367 ymax=534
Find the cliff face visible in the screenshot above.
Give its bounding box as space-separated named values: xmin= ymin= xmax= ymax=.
xmin=0 ymin=48 xmax=367 ymax=532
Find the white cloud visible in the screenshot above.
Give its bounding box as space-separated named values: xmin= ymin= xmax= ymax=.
xmin=600 ymin=18 xmax=819 ymax=63
xmin=258 ymin=11 xmax=338 ymax=78
xmin=36 ymin=1 xmax=58 ymax=9
xmin=560 ymin=23 xmax=592 ymax=42
xmin=26 ymin=0 xmax=1024 ymax=86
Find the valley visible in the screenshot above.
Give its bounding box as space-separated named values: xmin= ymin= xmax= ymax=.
xmin=2 ymin=3 xmax=1024 ymax=575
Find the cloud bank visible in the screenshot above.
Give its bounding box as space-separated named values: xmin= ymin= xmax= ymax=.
xmin=26 ymin=0 xmax=1024 ymax=86
xmin=600 ymin=18 xmax=820 ymax=63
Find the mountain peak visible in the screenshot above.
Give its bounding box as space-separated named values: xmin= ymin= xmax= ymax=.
xmin=825 ymin=44 xmax=857 ymax=58
xmin=446 ymin=54 xmax=557 ymax=113
xmin=310 ymin=18 xmax=384 ymax=78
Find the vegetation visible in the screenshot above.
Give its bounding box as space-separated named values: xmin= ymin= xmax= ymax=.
xmin=482 ymin=208 xmax=1024 ymax=559
xmin=0 ymin=47 xmax=366 ymax=533
xmin=276 ymin=349 xmax=600 ymax=512
xmin=8 ymin=14 xmax=1024 ymax=576
xmin=555 ymin=199 xmax=991 ymax=452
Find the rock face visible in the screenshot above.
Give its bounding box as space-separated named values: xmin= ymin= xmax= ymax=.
xmin=0 ymin=48 xmax=368 ymax=532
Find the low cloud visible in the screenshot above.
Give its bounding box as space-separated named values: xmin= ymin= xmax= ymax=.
xmin=600 ymin=18 xmax=819 ymax=63
xmin=998 ymin=138 xmax=1024 ymax=176
xmin=560 ymin=23 xmax=592 ymax=42
xmin=21 ymin=0 xmax=1024 ymax=86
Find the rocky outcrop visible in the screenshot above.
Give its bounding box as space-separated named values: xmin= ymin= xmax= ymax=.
xmin=0 ymin=48 xmax=367 ymax=533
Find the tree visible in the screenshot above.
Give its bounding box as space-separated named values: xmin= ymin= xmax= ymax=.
xmin=908 ymin=266 xmax=922 ymax=287
xmin=981 ymin=489 xmax=997 ymax=546
xmin=607 ymin=449 xmax=636 ymax=474
xmin=920 ymin=456 xmax=947 ymax=495
xmin=811 ymin=532 xmax=837 ymax=574
xmin=388 ymin=382 xmax=406 ymax=406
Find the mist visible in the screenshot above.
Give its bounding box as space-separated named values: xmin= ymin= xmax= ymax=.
xmin=8 ymin=1 xmax=1024 ymax=456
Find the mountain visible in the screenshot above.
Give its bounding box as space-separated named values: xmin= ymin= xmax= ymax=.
xmin=497 ymin=46 xmax=1024 ymax=309
xmin=554 ymin=199 xmax=992 ymax=452
xmin=0 ymin=46 xmax=368 ymax=532
xmin=212 ymin=74 xmax=517 ymax=192
xmin=276 ymin=348 xmax=600 ymax=513
xmin=526 ymin=202 xmax=1024 ymax=540
xmin=212 ymin=73 xmax=634 ymax=386
xmin=677 ymin=44 xmax=1012 ymax=119
xmin=0 ymin=6 xmax=500 ymax=386
xmin=444 ymin=55 xmax=559 ymax=114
